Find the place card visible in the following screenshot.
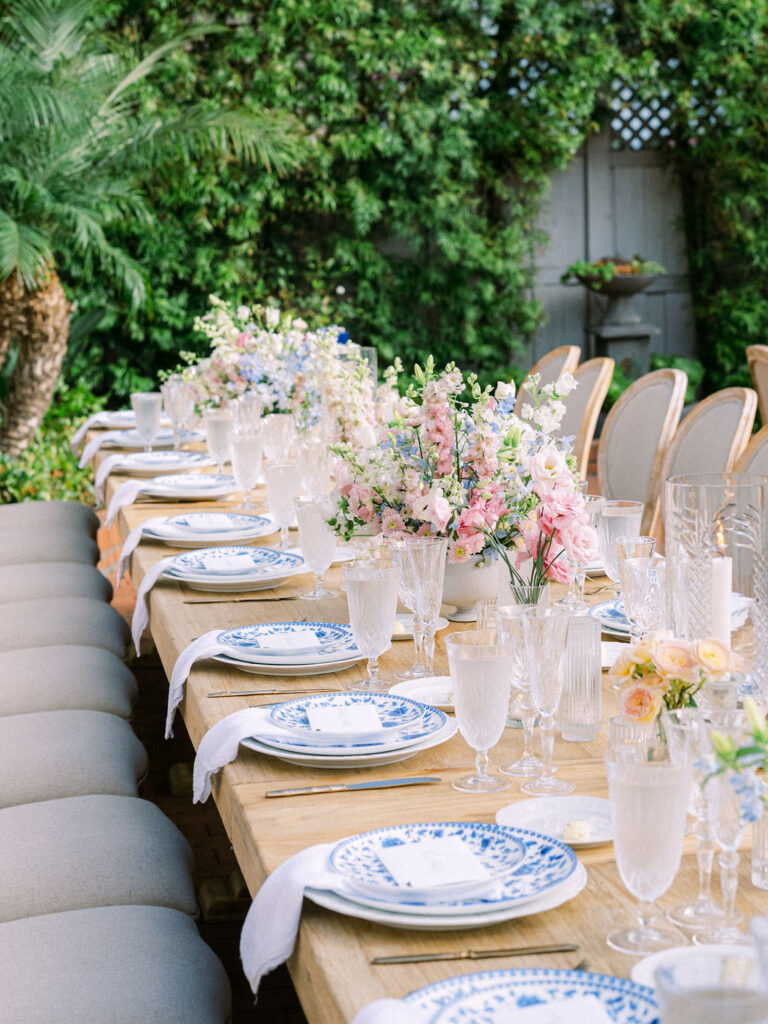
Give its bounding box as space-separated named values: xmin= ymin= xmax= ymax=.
xmin=515 ymin=996 xmax=613 ymax=1023
xmin=376 ymin=837 xmax=490 ymax=890
xmin=201 ymin=554 xmax=255 ymax=572
xmin=185 ymin=514 xmax=238 ymax=532
xmin=601 ymin=641 xmax=627 ymax=669
xmin=306 ymin=705 xmax=383 ymax=734
xmin=260 ymin=629 xmax=319 ymax=652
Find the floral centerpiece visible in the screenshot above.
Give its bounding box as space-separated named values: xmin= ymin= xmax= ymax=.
xmin=609 ymin=633 xmax=741 ymax=725
xmin=706 ymin=697 xmax=768 ymax=824
xmin=329 ymin=356 xmax=598 ymax=588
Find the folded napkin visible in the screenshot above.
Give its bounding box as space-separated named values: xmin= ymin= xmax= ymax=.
xmin=117 ymin=517 xmax=169 ymax=587
xmin=105 ymin=478 xmax=147 ymax=528
xmin=194 ymin=706 xmax=273 ymax=802
xmin=240 ymin=842 xmax=336 ymax=997
xmin=166 ymin=629 xmax=228 ymax=737
xmin=71 ymin=412 xmax=113 ymax=453
xmin=131 ymin=554 xmax=178 ymax=654
xmin=94 ymin=453 xmax=124 ymax=506
xmin=78 ymin=429 xmax=123 ymax=468
xmin=350 ymin=996 xmax=612 ymax=1024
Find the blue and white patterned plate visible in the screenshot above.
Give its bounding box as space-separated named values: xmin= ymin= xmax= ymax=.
xmin=166 ymin=546 xmax=304 ymax=581
xmin=403 ymin=968 xmax=659 ymax=1023
xmin=109 ymin=427 xmax=175 ymax=448
xmin=330 ymin=821 xmax=527 ymax=906
xmin=589 ymin=599 xmax=630 ymax=636
xmin=328 ymin=823 xmax=576 ymax=915
xmin=270 ymin=691 xmax=425 ymax=735
xmin=169 ymin=512 xmax=271 ymax=535
xmin=119 ymin=450 xmax=214 ymax=475
xmin=143 ymin=472 xmax=238 ymax=499
xmin=254 ymin=704 xmax=447 ymax=755
xmin=218 ymin=622 xmax=357 ymax=662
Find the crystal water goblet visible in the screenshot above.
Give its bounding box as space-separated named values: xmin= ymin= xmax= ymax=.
xmin=294 ymin=496 xmax=339 ymax=599
xmin=230 ymin=431 xmax=262 ymax=512
xmin=160 ymin=377 xmax=194 ymax=449
xmin=519 ymin=607 xmax=574 ymax=795
xmin=606 ymin=737 xmax=693 ymax=955
xmin=203 ymin=407 xmax=234 ymax=474
xmin=401 ymin=537 xmax=448 ymax=678
xmin=694 ymin=709 xmax=752 ymax=946
xmin=262 ymin=412 xmax=297 ymax=464
xmin=661 ymin=707 xmax=725 ymax=931
xmin=234 ymin=391 xmax=263 ymax=434
xmin=343 ymin=560 xmax=400 ymax=690
xmin=597 ymin=500 xmax=644 ymax=584
xmin=559 ymin=494 xmax=604 ymax=609
xmin=130 ymin=392 xmax=162 ymax=451
xmin=298 ymin=437 xmax=333 ymax=499
xmin=264 ymin=463 xmax=302 ymax=549
xmin=389 ymin=542 xmax=426 ymax=681
xmin=445 ymin=629 xmax=514 ymax=793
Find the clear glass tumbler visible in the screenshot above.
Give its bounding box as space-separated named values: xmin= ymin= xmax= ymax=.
xmin=131 ymin=391 xmax=163 ymax=451
xmin=203 ymin=407 xmax=235 ymax=473
xmin=557 ymin=615 xmax=602 ymax=742
xmin=597 ymin=500 xmax=644 ymax=584
xmin=231 ymin=431 xmax=262 ymax=512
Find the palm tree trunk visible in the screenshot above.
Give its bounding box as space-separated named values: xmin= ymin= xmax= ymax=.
xmin=0 ymin=270 xmax=71 ymax=456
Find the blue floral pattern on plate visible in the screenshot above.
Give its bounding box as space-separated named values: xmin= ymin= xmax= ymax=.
xmin=150 ymin=472 xmax=236 ymax=491
xmin=403 ymin=968 xmax=659 ymax=1023
xmin=329 ymin=822 xmax=576 ymax=912
xmin=588 ymin=598 xmax=630 ymax=635
xmin=169 ymin=512 xmax=271 ymax=534
xmin=270 ymin=691 xmax=425 ymax=733
xmin=219 ymin=621 xmax=355 ymax=658
xmin=254 ymin=704 xmax=447 ymax=754
xmin=167 ymin=546 xmax=304 ymax=578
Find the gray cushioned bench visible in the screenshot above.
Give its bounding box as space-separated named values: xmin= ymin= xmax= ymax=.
xmin=0 ymin=597 xmax=129 ymax=656
xmin=0 ymin=499 xmax=99 ymax=536
xmin=0 ymin=561 xmax=112 ymax=602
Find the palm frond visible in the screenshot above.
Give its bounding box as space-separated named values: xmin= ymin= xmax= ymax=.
xmin=4 ymin=0 xmax=93 ymax=70
xmin=0 ymin=209 xmax=50 ymax=287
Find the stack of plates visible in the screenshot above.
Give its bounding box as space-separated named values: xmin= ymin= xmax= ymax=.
xmin=140 ymin=472 xmax=240 ymax=501
xmin=143 ymin=511 xmax=276 ymax=547
xmin=113 ymin=450 xmax=214 ymax=476
xmin=216 ymin=622 xmax=362 ymax=676
xmin=588 ymin=599 xmax=631 ymax=638
xmin=402 ymin=968 xmax=658 ymax=1021
xmin=241 ymin=690 xmax=457 ymax=762
xmin=163 ymin=546 xmax=307 ymax=592
xmin=91 ymin=410 xmax=172 ymax=429
xmin=305 ymin=819 xmax=587 ymax=930
xmin=103 ymin=427 xmax=178 ymax=450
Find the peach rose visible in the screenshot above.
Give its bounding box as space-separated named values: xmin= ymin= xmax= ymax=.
xmin=620 ymin=682 xmax=664 ymax=723
xmin=693 ymin=638 xmax=731 ymax=677
xmin=651 ymin=641 xmax=699 ymax=683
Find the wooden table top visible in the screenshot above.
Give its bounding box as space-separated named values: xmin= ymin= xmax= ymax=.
xmin=95 ymin=448 xmax=764 ymax=1023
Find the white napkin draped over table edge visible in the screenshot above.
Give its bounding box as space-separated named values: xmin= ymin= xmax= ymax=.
xmin=71 ymin=412 xmax=114 ymax=453
xmin=78 ymin=429 xmax=124 ymax=468
xmin=105 ymin=478 xmax=147 ymax=529
xmin=116 ymin=517 xmax=170 ymax=587
xmin=94 ymin=453 xmax=124 ymax=506
xmin=166 ymin=630 xmax=228 ymax=737
xmin=131 ymin=554 xmax=180 ymax=655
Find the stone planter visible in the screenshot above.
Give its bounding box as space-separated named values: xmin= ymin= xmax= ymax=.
xmin=442 ymin=556 xmax=498 ymax=622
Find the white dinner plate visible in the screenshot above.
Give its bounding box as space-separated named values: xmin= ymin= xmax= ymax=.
xmin=389 ymin=676 xmax=454 ymax=712
xmin=214 ymin=651 xmax=364 ymax=676
xmin=216 ymin=621 xmax=357 ymax=664
xmin=496 ymin=796 xmax=613 ymax=849
xmin=144 ymin=513 xmax=277 ymax=547
xmin=240 ymin=715 xmax=458 ymax=767
xmin=631 ymin=943 xmax=757 ymax=989
xmin=392 ymin=614 xmax=449 ymax=641
xmin=306 ymin=860 xmax=587 ymax=931
xmin=116 ymin=450 xmax=214 ymax=476
xmin=142 ymin=472 xmax=240 ymax=500
xmin=106 ymin=427 xmax=176 ymax=449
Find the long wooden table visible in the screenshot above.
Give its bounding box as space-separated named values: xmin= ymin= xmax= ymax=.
xmin=98 ymin=454 xmax=765 ymax=1022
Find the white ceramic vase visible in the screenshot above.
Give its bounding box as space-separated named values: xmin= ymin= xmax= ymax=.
xmin=441 ymin=555 xmax=499 ymax=622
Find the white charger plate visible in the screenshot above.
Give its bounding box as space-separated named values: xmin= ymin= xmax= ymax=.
xmin=390 ymin=676 xmax=454 ymax=712
xmin=215 ymin=651 xmax=364 ymax=676
xmin=142 ymin=472 xmax=239 ymax=500
xmin=240 ymin=716 xmax=458 ymax=767
xmin=631 ymin=943 xmax=757 ymax=989
xmin=116 ymin=450 xmax=214 ymax=476
xmin=106 ymin=428 xmax=176 ymax=449
xmin=496 ymin=796 xmax=613 ymax=849
xmin=216 ymin=621 xmax=357 ymax=665
xmin=144 ymin=513 xmax=277 ymax=548
xmin=307 ymin=860 xmax=587 ymax=931
xmin=392 ymin=614 xmax=449 ymax=641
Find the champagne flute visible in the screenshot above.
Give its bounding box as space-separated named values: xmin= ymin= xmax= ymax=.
xmin=389 ymin=542 xmax=426 ymax=681
xmin=130 ymin=392 xmax=162 ymax=452
xmin=445 ymin=629 xmax=514 ymax=793
xmin=402 ymin=537 xmax=448 ymax=677
xmin=343 ymin=560 xmax=400 ymax=690
xmin=264 ymin=463 xmax=302 ymax=549
xmin=230 ymin=431 xmax=262 ymax=512
xmin=294 ymin=496 xmax=339 ymax=599
xmin=606 ymin=737 xmax=693 ymax=955
xmin=203 ymin=407 xmax=234 ymax=474
xmin=597 ymin=500 xmax=644 ymax=584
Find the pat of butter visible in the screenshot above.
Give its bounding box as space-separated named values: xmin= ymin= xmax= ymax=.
xmin=562 ymin=819 xmax=591 ymax=843
xmin=392 ymin=620 xmax=408 ymax=635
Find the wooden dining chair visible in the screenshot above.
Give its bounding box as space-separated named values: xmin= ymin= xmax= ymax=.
xmin=555 ymin=357 xmax=614 ymax=479
xmin=597 ymin=368 xmax=688 ymax=536
xmin=514 ymin=344 xmax=581 ymax=414
xmin=734 ymin=423 xmax=768 ymax=476
xmin=650 ymin=385 xmax=758 ymax=544
xmin=747 ymin=345 xmax=768 ymax=425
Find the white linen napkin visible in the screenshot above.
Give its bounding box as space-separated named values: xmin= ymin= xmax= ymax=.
xmin=78 ymin=429 xmax=123 ymax=468
xmin=131 ymin=554 xmax=178 ymax=654
xmin=166 ymin=629 xmax=228 ymax=737
xmin=94 ymin=453 xmax=124 ymax=506
xmin=239 ymin=842 xmax=336 ymax=997
xmin=350 ymin=1001 xmax=428 ymax=1024
xmin=116 ymin=517 xmax=168 ymax=587
xmin=71 ymin=412 xmax=112 ymax=453
xmin=193 ymin=707 xmax=272 ymax=802
xmin=105 ymin=478 xmax=146 ymax=528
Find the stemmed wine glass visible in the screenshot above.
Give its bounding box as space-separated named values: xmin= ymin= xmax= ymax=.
xmin=203 ymin=407 xmax=235 ymax=474
xmin=694 ymin=709 xmax=752 ymax=946
xmin=264 ymin=463 xmax=302 ymax=549
xmin=262 ymin=413 xmax=297 ymax=464
xmin=661 ymin=707 xmax=725 ymax=932
xmin=294 ymin=496 xmax=339 ymax=599
xmin=445 ymin=629 xmax=514 ymax=793
xmin=559 ymin=494 xmax=604 ymax=609
xmin=597 ymin=501 xmax=644 ymax=585
xmin=620 ymin=555 xmax=667 ymax=643
xmin=130 ymin=392 xmax=162 ymax=452
xmin=230 ymin=430 xmax=262 ymax=512
xmin=343 ymin=560 xmax=400 ymax=690
xmin=495 ymin=601 xmax=545 ymax=778
xmin=298 ymin=437 xmax=334 ymax=499
xmin=401 ymin=537 xmax=447 ymax=679
xmin=519 ymin=607 xmax=574 ymax=796
xmin=389 ymin=542 xmax=427 ymax=681
xmin=606 ymin=731 xmax=693 ymax=954
xmin=234 ymin=391 xmax=263 ymax=434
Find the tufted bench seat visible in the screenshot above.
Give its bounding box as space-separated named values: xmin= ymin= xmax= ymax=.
xmin=0 ymin=596 xmax=129 ymax=656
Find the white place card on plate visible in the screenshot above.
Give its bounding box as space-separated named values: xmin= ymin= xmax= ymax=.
xmin=187 ymin=514 xmax=240 ymax=531
xmin=514 ymin=996 xmax=613 ymax=1024
xmin=260 ymin=629 xmax=319 ymax=652
xmin=376 ymin=837 xmax=491 ymax=890
xmin=306 ymin=705 xmax=383 ymax=735
xmin=201 ymin=554 xmax=256 ymax=572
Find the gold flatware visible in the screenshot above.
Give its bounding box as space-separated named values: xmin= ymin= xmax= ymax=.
xmin=207 ymin=687 xmax=337 ymax=697
xmin=267 ymin=776 xmax=442 ymax=798
xmin=183 ymin=594 xmax=299 ymax=604
xmin=371 ymin=942 xmax=579 ymax=965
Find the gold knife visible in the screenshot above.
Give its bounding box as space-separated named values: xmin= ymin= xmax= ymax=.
xmin=371 ymin=942 xmax=579 ymax=965
xmin=266 ymin=776 xmax=442 ymax=798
